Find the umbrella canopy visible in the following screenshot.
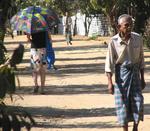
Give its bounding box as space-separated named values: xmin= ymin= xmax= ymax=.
xmin=10 ymin=6 xmax=60 ymax=34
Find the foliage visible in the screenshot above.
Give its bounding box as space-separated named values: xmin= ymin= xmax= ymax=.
xmin=0 ymin=65 xmax=15 ymax=98
xmin=143 ymin=36 xmax=150 ymax=49
xmin=47 ymin=0 xmax=78 ymax=15
xmin=0 ymin=41 xmax=6 ymax=64
xmin=131 ymin=0 xmax=150 ymax=34
xmin=90 ymin=0 xmax=150 ymax=35
xmin=74 ymin=0 xmax=100 ymax=36
xmin=78 ymin=0 xmax=100 ymax=16
xmin=0 ymin=64 xmax=35 ymax=130
xmin=9 ymin=43 xmax=24 ymax=69
xmin=0 ymin=103 xmax=35 ymax=131
xmin=15 ymin=0 xmax=52 ymax=10
xmin=90 ymin=0 xmax=119 ymax=34
xmin=88 ymin=33 xmax=98 ymax=40
xmin=143 ymin=19 xmax=150 ymax=49
xmin=16 ymin=0 xmax=74 ymax=15
xmin=0 ymin=0 xmax=17 ymax=64
xmin=0 ymin=1 xmax=35 ymax=130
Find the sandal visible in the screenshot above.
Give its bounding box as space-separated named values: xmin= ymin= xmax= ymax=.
xmin=40 ymin=88 xmax=45 ymax=94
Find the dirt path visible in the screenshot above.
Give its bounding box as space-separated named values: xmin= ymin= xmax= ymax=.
xmin=4 ymin=35 xmax=150 ymax=131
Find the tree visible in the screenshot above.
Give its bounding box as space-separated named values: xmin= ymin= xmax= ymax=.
xmin=0 ymin=1 xmax=35 ymax=130
xmin=130 ymin=0 xmax=150 ymax=34
xmin=90 ymin=0 xmax=121 ymax=35
xmin=0 ymin=0 xmax=17 ymax=64
xmin=90 ymin=0 xmax=150 ymax=35
xmin=44 ymin=0 xmax=80 ymax=35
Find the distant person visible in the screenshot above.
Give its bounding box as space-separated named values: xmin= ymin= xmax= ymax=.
xmin=26 ymin=31 xmax=47 ymax=94
xmin=46 ymin=31 xmax=57 ymax=70
xmin=105 ymin=14 xmax=145 ymax=131
xmin=64 ymin=12 xmax=72 ymax=45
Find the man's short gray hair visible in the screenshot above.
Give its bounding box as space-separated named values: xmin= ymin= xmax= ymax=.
xmin=118 ymin=14 xmax=132 ymax=25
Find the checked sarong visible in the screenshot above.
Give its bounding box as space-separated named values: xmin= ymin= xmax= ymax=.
xmin=114 ymin=61 xmax=144 ymax=126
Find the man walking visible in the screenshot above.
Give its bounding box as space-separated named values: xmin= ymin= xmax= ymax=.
xmin=64 ymin=12 xmax=72 ymax=45
xmin=105 ymin=14 xmax=146 ymax=131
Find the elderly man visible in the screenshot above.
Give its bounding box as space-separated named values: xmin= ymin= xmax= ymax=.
xmin=105 ymin=14 xmax=146 ymax=131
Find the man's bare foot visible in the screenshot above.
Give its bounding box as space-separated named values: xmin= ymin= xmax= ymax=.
xmin=33 ymin=86 xmax=39 ymax=93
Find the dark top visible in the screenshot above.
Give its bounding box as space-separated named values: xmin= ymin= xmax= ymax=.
xmin=31 ymin=31 xmax=46 ymax=48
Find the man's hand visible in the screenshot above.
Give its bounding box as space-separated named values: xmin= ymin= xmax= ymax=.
xmin=108 ymin=82 xmax=114 ymax=95
xmin=140 ymin=69 xmax=145 ymax=90
xmin=106 ymin=72 xmax=114 ymax=95
xmin=141 ymin=80 xmax=146 ymax=90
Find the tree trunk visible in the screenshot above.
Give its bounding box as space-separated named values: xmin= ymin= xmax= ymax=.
xmin=84 ymin=15 xmax=93 ymax=36
xmin=84 ymin=15 xmax=88 ymax=36
xmin=73 ymin=15 xmax=77 ymax=36
xmin=133 ymin=1 xmax=148 ymax=35
xmin=0 ymin=11 xmax=6 ymax=64
xmin=87 ymin=17 xmax=92 ymax=36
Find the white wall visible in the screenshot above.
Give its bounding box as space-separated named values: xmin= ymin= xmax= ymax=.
xmin=57 ymin=12 xmax=110 ymax=36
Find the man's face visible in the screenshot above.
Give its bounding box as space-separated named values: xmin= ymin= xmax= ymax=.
xmin=118 ymin=17 xmax=133 ymax=35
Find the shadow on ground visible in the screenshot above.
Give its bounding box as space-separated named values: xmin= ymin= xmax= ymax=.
xmin=8 ymin=105 xmax=117 ymax=129
xmin=15 ymin=62 xmax=105 ymax=76
xmin=20 ymin=56 xmax=106 ymax=65
xmin=8 ymin=103 xmax=150 ymax=129
xmin=16 ymin=84 xmax=108 ymax=95
xmin=15 ymin=81 xmax=150 ymax=95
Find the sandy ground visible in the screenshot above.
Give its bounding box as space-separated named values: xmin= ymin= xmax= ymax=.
xmin=4 ymin=35 xmax=150 ymax=131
